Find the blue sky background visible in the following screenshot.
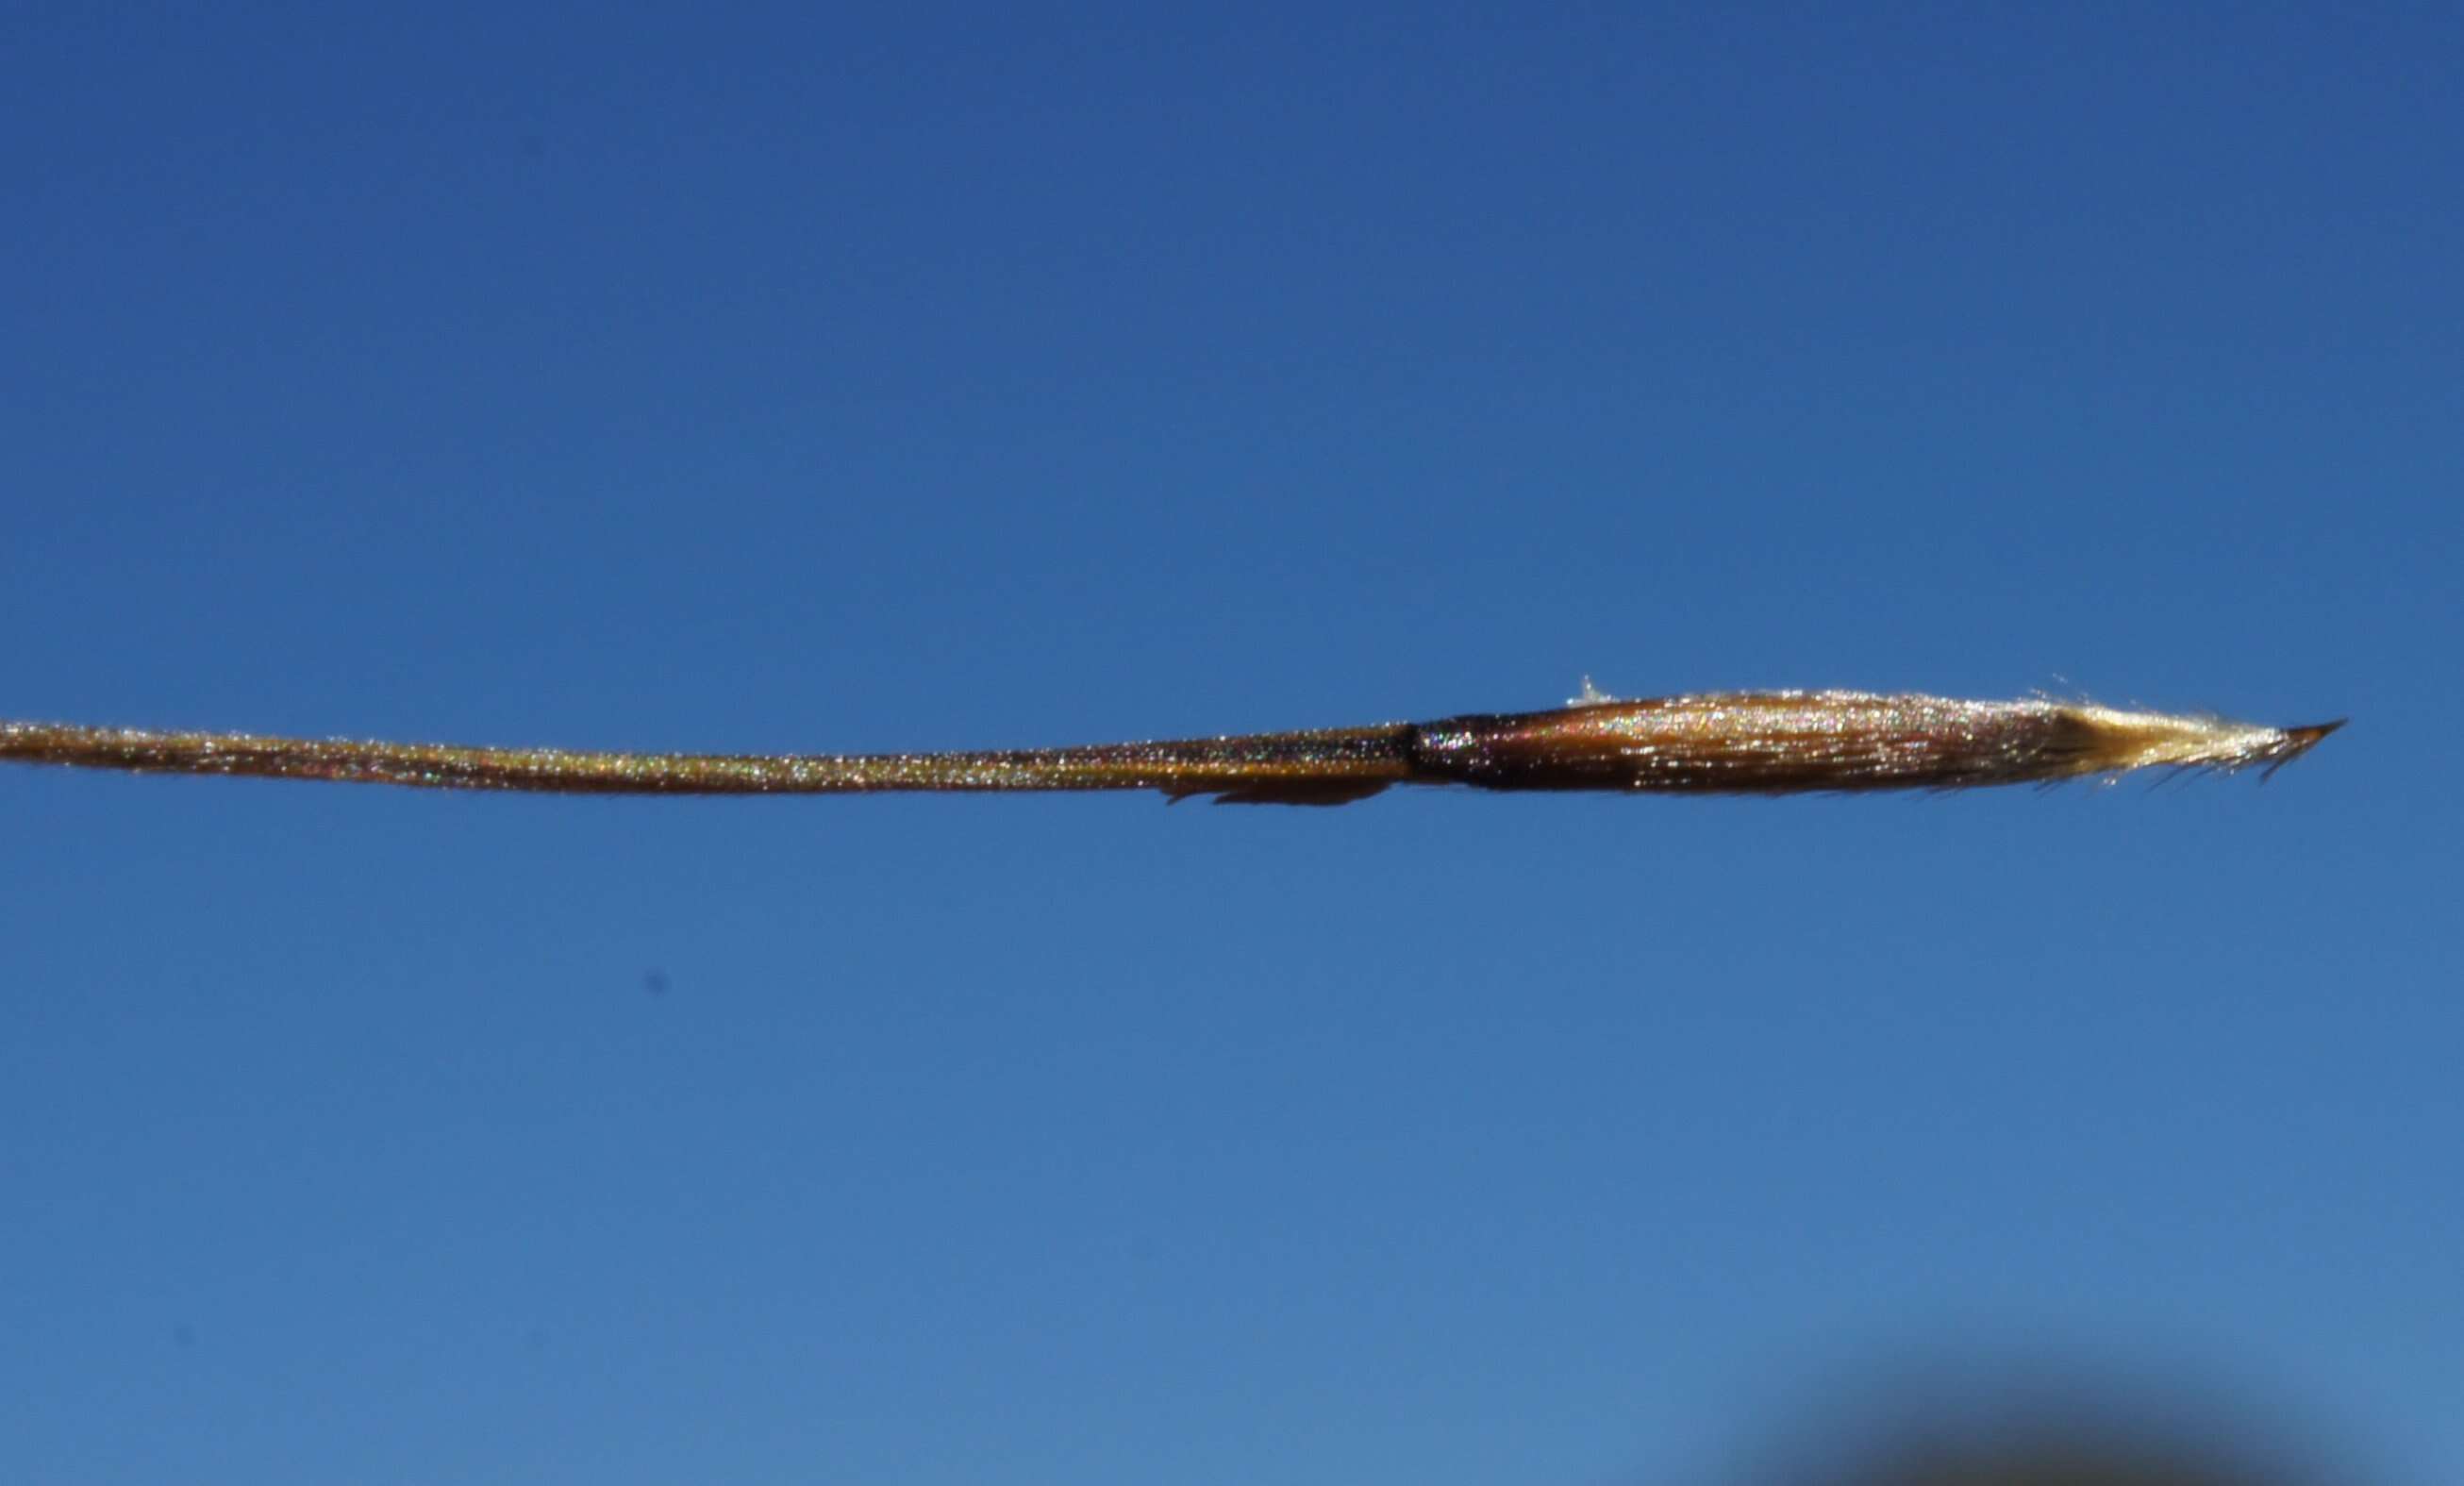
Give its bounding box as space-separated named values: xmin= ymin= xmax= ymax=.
xmin=4 ymin=5 xmax=2457 ymax=1482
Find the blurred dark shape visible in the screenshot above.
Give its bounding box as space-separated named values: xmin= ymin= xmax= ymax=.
xmin=1734 ymin=1356 xmax=2349 ymax=1486
xmin=644 ymin=969 xmax=670 ymax=997
xmin=1813 ymin=1428 xmax=2314 ymax=1485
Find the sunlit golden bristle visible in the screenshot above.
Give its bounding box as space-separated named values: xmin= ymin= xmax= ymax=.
xmin=1 ymin=689 xmax=2339 ymax=803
